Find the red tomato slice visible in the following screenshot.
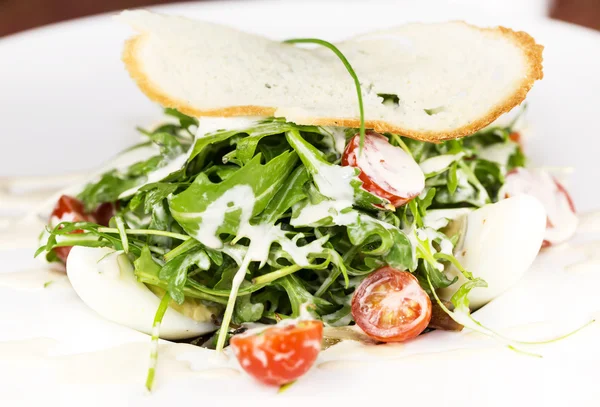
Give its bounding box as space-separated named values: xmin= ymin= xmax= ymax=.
xmin=50 ymin=195 xmax=94 ymax=263
xmin=501 ymin=168 xmax=577 ymax=247
xmin=342 ymin=131 xmax=425 ymax=207
xmin=351 ymin=267 xmax=432 ymax=342
xmin=230 ymin=320 xmax=323 ymax=386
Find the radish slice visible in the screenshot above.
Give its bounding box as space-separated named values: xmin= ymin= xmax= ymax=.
xmin=499 ymin=168 xmax=578 ymax=246
xmin=342 ymin=131 xmax=425 ymax=207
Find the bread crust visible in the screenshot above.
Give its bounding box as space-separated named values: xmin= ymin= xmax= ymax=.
xmin=122 ymin=23 xmax=543 ymax=142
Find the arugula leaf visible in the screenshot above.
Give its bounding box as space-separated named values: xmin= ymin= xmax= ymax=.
xmin=169 ymin=151 xmax=299 ymax=247
xmin=158 ymin=248 xmax=211 ymax=304
xmin=259 ymin=166 xmax=310 ymax=224
xmin=472 ymin=159 xmax=504 ymax=200
xmin=322 ymin=305 xmax=353 ymax=326
xmin=164 ymin=108 xmax=198 ymax=132
xmin=148 ymin=131 xmax=184 ymax=158
xmin=140 ymin=183 xmax=181 ymax=213
xmin=233 ymin=293 xmax=265 ymax=324
xmin=134 ymin=248 xmax=228 ymax=304
xmin=276 ymin=274 xmax=334 ymax=317
xmin=78 ymin=171 xmax=140 ymax=211
xmin=187 ymin=119 xmax=317 ymax=164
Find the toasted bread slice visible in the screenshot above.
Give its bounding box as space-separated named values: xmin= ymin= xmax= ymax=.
xmin=118 ymin=10 xmax=543 ymax=142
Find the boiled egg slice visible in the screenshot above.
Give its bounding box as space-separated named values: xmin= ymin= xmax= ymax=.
xmin=439 ymin=194 xmax=546 ymax=309
xmin=67 ymin=246 xmax=215 ymax=339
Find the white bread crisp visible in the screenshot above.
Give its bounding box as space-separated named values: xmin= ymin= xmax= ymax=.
xmin=118 ymin=10 xmax=543 ymax=142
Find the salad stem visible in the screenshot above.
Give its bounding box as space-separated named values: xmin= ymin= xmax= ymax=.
xmin=115 ymin=216 xmax=129 ymax=254
xmin=215 ymin=254 xmax=253 ymax=352
xmin=283 ymin=38 xmax=365 ymax=150
xmin=390 ymin=134 xmax=413 ymax=158
xmin=252 ymin=265 xmax=302 ymax=285
xmin=164 ymin=238 xmax=198 ymax=262
xmin=145 ymin=292 xmax=171 ymax=391
xmin=97 ymin=227 xmax=190 ymax=241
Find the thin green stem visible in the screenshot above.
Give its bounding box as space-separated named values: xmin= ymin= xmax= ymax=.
xmin=514 ymin=319 xmax=595 ymax=345
xmin=216 ymin=255 xmax=252 ymax=352
xmin=115 ymin=216 xmax=129 ymax=254
xmin=164 ymin=238 xmax=198 ymax=262
xmin=284 ymin=38 xmax=365 ymax=151
xmin=136 ymin=270 xmax=229 ymax=304
xmin=145 ymin=292 xmax=171 ymax=391
xmin=252 ymin=265 xmax=302 ymax=285
xmin=186 ymin=278 xmax=266 ymax=298
xmin=390 ymin=134 xmax=413 ymax=158
xmin=97 ymin=227 xmax=190 ymax=241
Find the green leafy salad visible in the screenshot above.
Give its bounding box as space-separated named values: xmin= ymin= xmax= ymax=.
xmin=38 ymin=107 xmax=525 ymax=343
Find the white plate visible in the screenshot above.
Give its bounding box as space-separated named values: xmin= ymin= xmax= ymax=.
xmin=1 ymin=1 xmax=600 ymax=406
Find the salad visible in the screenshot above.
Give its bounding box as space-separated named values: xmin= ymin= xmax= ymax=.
xmin=37 ymin=109 xmax=579 ymax=387
xmin=35 ymin=11 xmax=582 ymax=389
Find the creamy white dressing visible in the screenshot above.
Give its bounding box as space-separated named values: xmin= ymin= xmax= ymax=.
xmin=499 ymin=168 xmax=578 ymax=244
xmin=477 ymin=142 xmax=517 ymax=167
xmin=289 ymin=131 xmax=356 ymax=202
xmin=313 ymin=164 xmax=356 ymax=202
xmin=419 ymin=153 xmax=465 ymax=176
xmin=291 ymin=200 xmax=357 ymax=227
xmin=423 ymin=208 xmax=472 ymax=230
xmin=322 ymin=126 xmax=348 ymax=156
xmin=174 ymin=182 xmax=326 ymax=267
xmin=178 ymin=185 xmax=256 ymax=249
xmin=357 ymin=135 xmax=424 ymax=197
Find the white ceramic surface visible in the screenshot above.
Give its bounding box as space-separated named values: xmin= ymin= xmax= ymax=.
xmin=1 ymin=1 xmax=600 ymax=406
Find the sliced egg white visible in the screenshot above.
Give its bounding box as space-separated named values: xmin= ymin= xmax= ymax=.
xmin=439 ymin=194 xmax=546 ymax=309
xmin=66 ymin=246 xmax=215 ymax=339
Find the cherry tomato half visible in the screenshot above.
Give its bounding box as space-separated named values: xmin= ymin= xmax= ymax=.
xmin=230 ymin=320 xmax=323 ymax=386
xmin=342 ymin=131 xmax=425 ymax=207
xmin=49 ymin=195 xmax=94 ymax=263
xmin=501 ymin=168 xmax=577 ymax=247
xmin=351 ymin=267 xmax=432 ymax=342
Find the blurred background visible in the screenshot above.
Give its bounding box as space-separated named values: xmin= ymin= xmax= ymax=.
xmin=1 ymin=0 xmax=599 ymax=37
